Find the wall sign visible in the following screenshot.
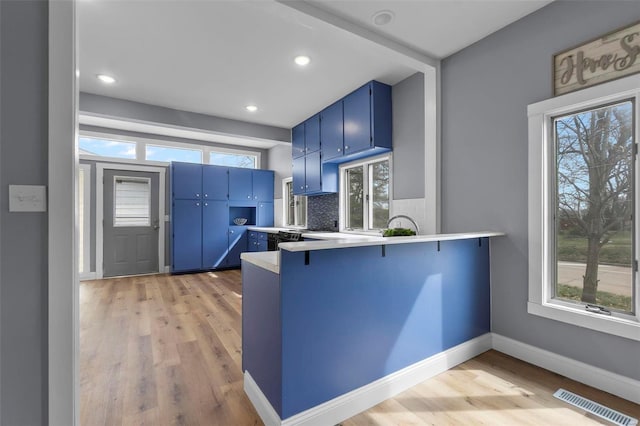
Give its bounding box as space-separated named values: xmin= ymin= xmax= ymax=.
xmin=554 ymin=21 xmax=640 ymax=96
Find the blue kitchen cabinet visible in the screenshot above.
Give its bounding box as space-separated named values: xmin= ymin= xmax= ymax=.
xmin=253 ymin=169 xmax=274 ymax=201
xmin=227 ymin=226 xmax=248 ymax=267
xmin=292 ymin=152 xmax=337 ymax=196
xmin=304 ymin=114 xmax=321 ymax=153
xmin=320 ymin=101 xmax=343 ymax=162
xmin=292 ymin=123 xmax=305 ymax=159
xmin=342 ymin=81 xmax=392 ymax=157
xmin=305 ymin=151 xmax=322 ymax=194
xmin=172 ymin=162 xmax=203 ymax=200
xmin=292 ymin=156 xmax=306 ymax=195
xmin=248 ymin=231 xmax=268 ymax=252
xmin=292 ymin=116 xmax=320 ymax=159
xmin=202 ymin=200 xmax=229 ymax=269
xmin=257 ymin=202 xmax=274 ymax=227
xmin=202 ymin=165 xmax=228 ymax=200
xmin=229 ymin=167 xmax=253 ymax=201
xmin=172 ymin=199 xmax=203 ymax=272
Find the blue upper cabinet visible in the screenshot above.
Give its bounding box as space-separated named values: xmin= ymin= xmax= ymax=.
xmin=257 ymin=202 xmax=274 ymax=227
xmin=252 ymin=169 xmax=274 ymax=201
xmin=172 ymin=162 xmax=203 ymax=200
xmin=304 ymin=114 xmax=321 ymax=154
xmin=292 ymin=123 xmax=305 ymax=159
xmin=320 ymin=101 xmax=343 ymax=162
xmin=342 ymin=81 xmax=392 ymax=159
xmin=202 ymin=164 xmax=228 ymax=200
xmin=343 ymin=84 xmax=371 ymax=155
xmin=292 ymin=156 xmax=306 ymax=195
xmin=305 ymin=151 xmax=322 ymax=194
xmin=229 ymin=167 xmax=253 ymax=201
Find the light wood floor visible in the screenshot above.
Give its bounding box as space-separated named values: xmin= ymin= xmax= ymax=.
xmin=81 ymin=271 xmax=640 ymax=426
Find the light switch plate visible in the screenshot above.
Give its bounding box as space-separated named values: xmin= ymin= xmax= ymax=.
xmin=9 ymin=185 xmax=47 ymax=212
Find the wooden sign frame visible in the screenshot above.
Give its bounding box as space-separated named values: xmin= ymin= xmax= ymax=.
xmin=553 ymin=20 xmax=640 ymax=96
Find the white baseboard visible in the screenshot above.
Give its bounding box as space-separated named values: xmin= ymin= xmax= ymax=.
xmin=79 ymin=272 xmax=97 ymax=281
xmin=492 ymin=333 xmax=640 ymax=405
xmin=245 ymin=333 xmax=492 ymax=426
xmin=244 ymin=371 xmax=282 ymax=426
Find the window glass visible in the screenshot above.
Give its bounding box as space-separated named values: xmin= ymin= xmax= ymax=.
xmin=114 ymin=177 xmax=151 ymax=227
xmin=370 ymin=160 xmax=390 ymax=230
xmin=554 ymin=100 xmax=634 ymax=313
xmin=346 ymin=166 xmax=364 ymax=230
xmin=146 ymin=145 xmax=202 ymax=163
xmin=284 ymin=180 xmax=307 ymax=227
xmin=79 ymin=137 xmax=136 ymax=159
xmin=210 ymin=152 xmax=257 ymax=169
xmin=78 ymin=167 xmax=85 ymax=274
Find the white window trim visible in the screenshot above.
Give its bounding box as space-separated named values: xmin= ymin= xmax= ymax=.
xmin=78 ymin=164 xmax=92 ymax=279
xmin=528 ymin=74 xmax=640 ymax=341
xmin=282 ymin=177 xmax=307 ymax=229
xmin=79 ymin=130 xmax=262 ymax=168
xmin=339 ymin=153 xmax=393 ymax=234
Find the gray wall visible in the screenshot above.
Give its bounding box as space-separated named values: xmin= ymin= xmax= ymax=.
xmin=80 ymin=92 xmax=291 ymax=143
xmin=441 ymin=0 xmax=640 ymax=379
xmin=392 ymin=72 xmax=425 ymax=200
xmin=0 ymin=1 xmax=48 ymax=424
xmin=267 ymin=144 xmax=293 ymax=199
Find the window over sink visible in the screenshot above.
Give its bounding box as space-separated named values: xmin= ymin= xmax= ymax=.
xmin=339 ymin=154 xmax=391 ymax=233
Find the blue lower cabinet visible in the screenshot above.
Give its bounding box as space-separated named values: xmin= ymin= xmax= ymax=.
xmin=227 ymin=226 xmax=248 ymax=267
xmin=248 ymin=231 xmax=268 ymax=252
xmin=172 ymin=200 xmax=203 ymax=272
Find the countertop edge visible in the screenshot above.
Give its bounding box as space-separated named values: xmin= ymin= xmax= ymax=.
xmin=241 ymin=251 xmax=280 ymax=274
xmin=279 ymin=231 xmax=506 ymax=252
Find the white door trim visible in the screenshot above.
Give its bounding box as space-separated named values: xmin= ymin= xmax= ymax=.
xmin=48 ymin=1 xmax=77 ymax=424
xmin=96 ymin=163 xmax=166 ymax=279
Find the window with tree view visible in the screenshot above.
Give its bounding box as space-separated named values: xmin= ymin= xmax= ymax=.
xmin=342 ymin=156 xmax=390 ymax=232
xmin=554 ymin=100 xmax=635 ymax=314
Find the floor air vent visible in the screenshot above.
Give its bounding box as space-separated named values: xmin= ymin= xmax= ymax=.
xmin=553 ymin=389 xmax=638 ymax=426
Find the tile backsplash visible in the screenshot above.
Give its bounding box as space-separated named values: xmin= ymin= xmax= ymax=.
xmin=307 ymin=193 xmax=339 ymax=231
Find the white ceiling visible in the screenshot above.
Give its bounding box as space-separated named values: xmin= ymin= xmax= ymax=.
xmin=78 ymin=0 xmax=552 ymax=131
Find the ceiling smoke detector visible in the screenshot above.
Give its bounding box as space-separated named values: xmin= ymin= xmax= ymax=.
xmin=372 ymin=10 xmax=394 ymax=26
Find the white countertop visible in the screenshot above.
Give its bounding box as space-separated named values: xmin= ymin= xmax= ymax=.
xmin=241 ymin=251 xmax=279 ymax=274
xmin=241 ymin=231 xmax=505 ymax=273
xmin=246 ymin=226 xmax=292 ymax=234
xmin=279 ymin=231 xmax=505 ymax=252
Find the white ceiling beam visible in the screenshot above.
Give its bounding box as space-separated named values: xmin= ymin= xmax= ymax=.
xmin=276 ymin=0 xmax=439 ymax=72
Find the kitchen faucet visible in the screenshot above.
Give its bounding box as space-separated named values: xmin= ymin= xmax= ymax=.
xmin=386 ymin=215 xmax=420 ymax=234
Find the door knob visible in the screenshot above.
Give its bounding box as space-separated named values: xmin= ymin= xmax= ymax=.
xmin=152 ymin=219 xmax=160 ymax=230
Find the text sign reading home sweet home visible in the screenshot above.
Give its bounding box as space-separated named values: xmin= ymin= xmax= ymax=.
xmin=554 ymin=21 xmax=640 ymax=96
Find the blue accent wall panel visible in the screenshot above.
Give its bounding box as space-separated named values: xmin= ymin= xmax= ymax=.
xmin=278 ymin=238 xmax=490 ymax=418
xmin=242 ymin=262 xmax=282 ymax=415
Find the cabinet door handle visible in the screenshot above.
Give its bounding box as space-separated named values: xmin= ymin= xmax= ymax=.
xmin=345 ymin=145 xmax=350 ymax=150
xmin=247 ymin=195 xmax=251 ymax=199
xmin=196 ymin=193 xmax=200 ymax=198
xmin=204 ymin=202 xmax=208 ymax=207
xmin=337 ymin=148 xmax=341 ymax=152
xmin=254 ymin=196 xmax=258 ymax=200
xmin=230 ymin=230 xmax=234 ymax=234
xmin=196 ymin=202 xmax=200 ymax=207
xmin=204 ymin=194 xmax=208 ymax=198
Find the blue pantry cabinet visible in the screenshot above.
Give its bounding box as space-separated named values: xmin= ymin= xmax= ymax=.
xmin=171 ymin=162 xmax=274 ymax=273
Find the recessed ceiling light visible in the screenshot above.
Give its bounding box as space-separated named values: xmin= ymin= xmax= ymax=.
xmin=96 ymin=74 xmax=116 ymax=84
xmin=294 ymin=55 xmax=311 ymax=66
xmin=245 ymin=105 xmax=258 ymax=112
xmin=372 ymin=10 xmax=394 ymax=26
